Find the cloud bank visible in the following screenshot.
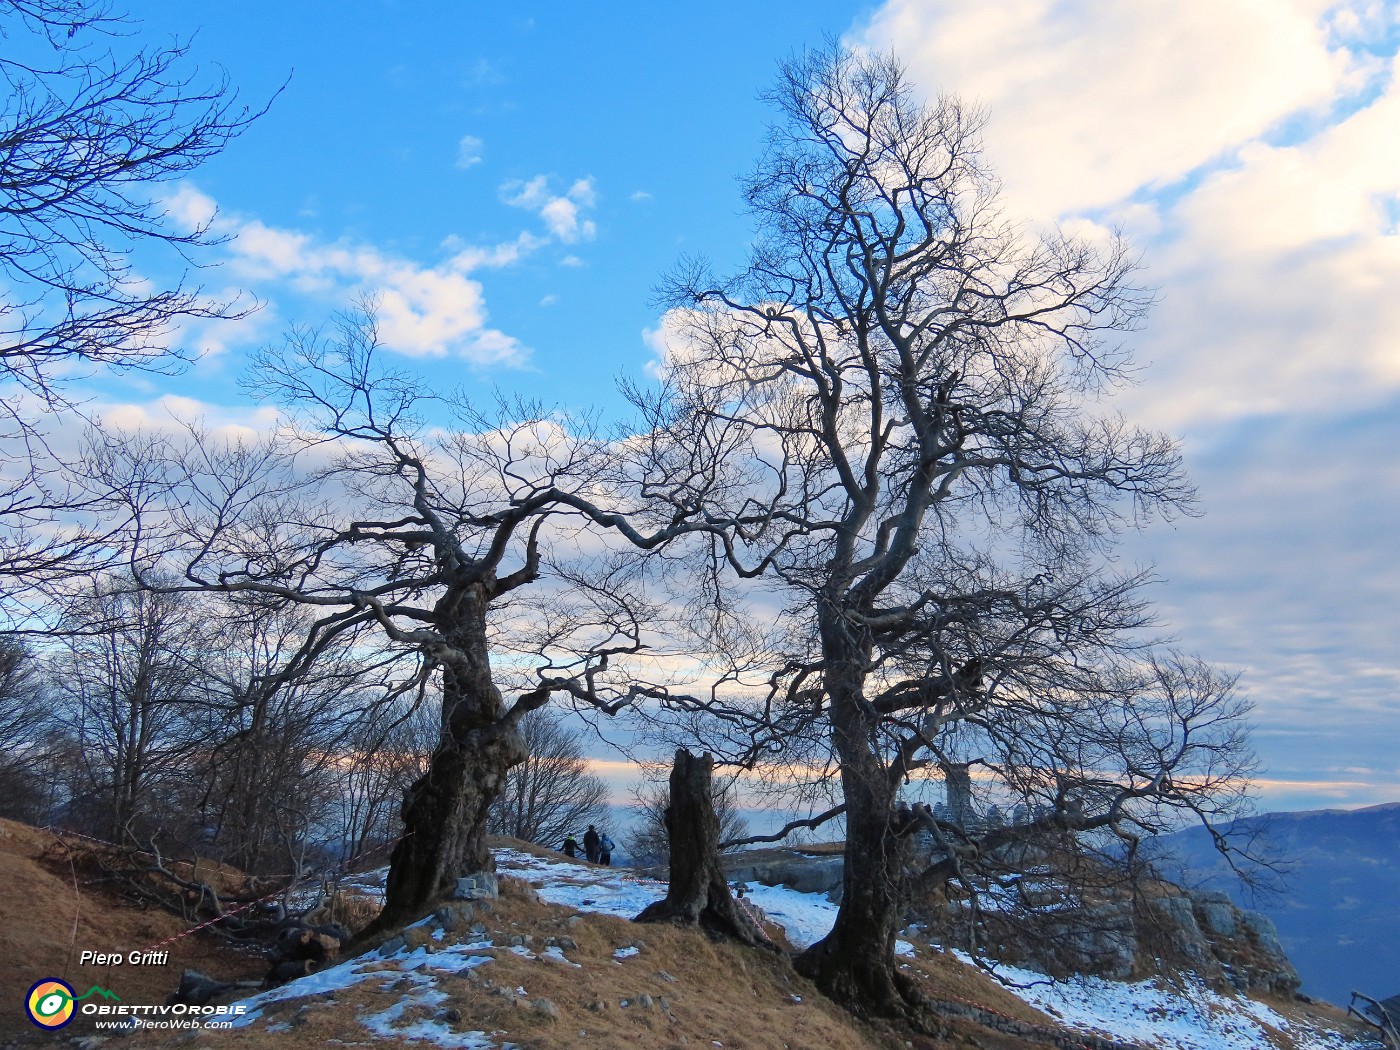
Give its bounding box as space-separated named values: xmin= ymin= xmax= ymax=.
xmin=855 ymin=0 xmax=1400 ymax=807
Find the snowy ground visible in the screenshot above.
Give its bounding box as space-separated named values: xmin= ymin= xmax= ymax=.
xmin=291 ymin=847 xmax=1376 ymax=1050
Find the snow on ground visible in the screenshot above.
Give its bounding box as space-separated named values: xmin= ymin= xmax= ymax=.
xmin=946 ymin=951 xmax=1369 ymax=1050
xmin=494 ymin=847 xmax=917 ymax=954
xmin=230 ymin=915 xmax=501 ymax=1048
xmin=266 ymin=846 xmax=1370 ymax=1050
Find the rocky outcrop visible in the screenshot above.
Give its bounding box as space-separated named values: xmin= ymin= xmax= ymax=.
xmin=724 ymin=853 xmax=844 ymax=896
xmin=723 ymin=845 xmax=1302 ymax=995
xmin=1144 ymin=889 xmax=1300 ymax=996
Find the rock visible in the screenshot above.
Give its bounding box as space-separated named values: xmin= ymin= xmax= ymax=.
xmin=469 ymin=922 xmax=488 ymax=936
xmin=587 ymin=999 xmax=608 ymax=1012
xmin=453 ymin=871 xmax=500 ymax=900
xmin=440 ymin=1007 xmax=462 ymax=1023
xmin=638 ymin=994 xmax=655 ymax=1009
xmin=727 ymin=857 xmax=844 ymax=895
xmin=657 ymin=969 xmax=677 ymax=983
xmin=273 ymin=925 xmax=341 ymax=963
xmin=1191 ymin=892 xmax=1238 ymax=937
xmin=1239 ymin=909 xmax=1286 ymax=956
xmin=264 ymin=959 xmax=315 ymax=986
xmin=436 ymin=902 xmax=474 ymax=931
xmin=312 ymin=922 xmax=353 ymax=943
xmin=531 ymin=998 xmax=560 ymax=1021
xmin=378 ymin=935 xmax=406 ymax=957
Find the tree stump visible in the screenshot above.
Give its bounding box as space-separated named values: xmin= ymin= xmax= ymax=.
xmin=635 ymin=749 xmax=771 ymax=948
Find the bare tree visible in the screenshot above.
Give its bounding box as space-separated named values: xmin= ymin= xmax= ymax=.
xmin=0 ymin=0 xmax=262 ymax=618
xmin=48 ymin=575 xmax=210 ymax=841
xmin=629 ymin=48 xmax=1248 ymax=1022
xmin=635 ymin=749 xmax=768 ymax=947
xmin=186 ymin=596 xmax=410 ymax=877
xmin=0 ymin=0 xmax=259 ymax=411
xmin=0 ymin=635 xmax=57 ymax=820
xmin=329 ymin=701 xmax=435 ymax=868
xmin=95 ymin=308 xmax=702 ymax=930
xmin=487 ymin=706 xmax=608 ymax=847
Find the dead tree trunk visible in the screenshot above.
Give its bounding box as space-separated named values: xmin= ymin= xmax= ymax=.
xmin=635 ymin=749 xmax=767 ymax=947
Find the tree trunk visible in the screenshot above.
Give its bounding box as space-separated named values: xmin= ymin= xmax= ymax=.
xmin=796 ymin=638 xmax=924 ymax=1020
xmin=635 ymin=749 xmax=768 ymax=947
xmin=368 ymin=586 xmax=526 ymax=934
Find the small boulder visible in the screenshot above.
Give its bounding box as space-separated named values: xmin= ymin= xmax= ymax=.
xmin=453 ymin=872 xmax=499 ymax=901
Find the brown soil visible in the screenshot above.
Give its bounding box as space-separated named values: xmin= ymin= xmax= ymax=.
xmin=0 ymin=819 xmax=261 ymax=1040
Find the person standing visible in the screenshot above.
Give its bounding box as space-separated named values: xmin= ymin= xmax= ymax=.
xmin=583 ymin=824 xmax=601 ymax=864
xmin=562 ymin=833 xmax=580 ymax=858
xmin=598 ymin=831 xmax=614 ymax=866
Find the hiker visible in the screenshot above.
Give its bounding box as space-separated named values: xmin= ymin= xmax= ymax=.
xmin=562 ymin=832 xmax=580 ymax=858
xmin=598 ymin=831 xmax=614 ymax=866
xmin=583 ymin=824 xmax=601 ymax=864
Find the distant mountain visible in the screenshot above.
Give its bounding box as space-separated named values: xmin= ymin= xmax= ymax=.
xmin=1151 ymin=802 xmax=1400 ymax=1006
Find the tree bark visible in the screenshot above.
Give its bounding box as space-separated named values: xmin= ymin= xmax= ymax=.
xmin=367 ymin=585 xmax=526 ymax=934
xmin=795 ymin=636 xmax=923 ymax=1018
xmin=635 ymin=749 xmax=768 ymax=947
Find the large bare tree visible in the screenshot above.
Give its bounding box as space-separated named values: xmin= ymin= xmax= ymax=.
xmin=630 ymin=48 xmax=1246 ymax=1021
xmin=97 ymin=309 xmax=698 ymax=931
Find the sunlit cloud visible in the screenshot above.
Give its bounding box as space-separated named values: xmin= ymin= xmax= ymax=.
xmin=857 ymin=0 xmax=1400 ymax=431
xmin=162 ymin=184 xmax=530 ymax=365
xmin=501 ymin=175 xmax=598 ymax=243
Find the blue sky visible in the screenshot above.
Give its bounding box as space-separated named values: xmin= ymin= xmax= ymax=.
xmin=41 ymin=0 xmax=1400 ymax=812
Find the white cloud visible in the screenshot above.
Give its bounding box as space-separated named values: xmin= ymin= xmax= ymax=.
xmin=160 ymin=186 xmax=530 ymax=365
xmin=850 ymin=1 xmax=1400 ymax=806
xmin=859 ymin=0 xmax=1375 ymax=221
xmin=456 ymin=134 xmax=484 ymax=169
xmin=501 ymin=174 xmax=598 ymax=243
xmin=854 ymin=1 xmax=1400 ymax=431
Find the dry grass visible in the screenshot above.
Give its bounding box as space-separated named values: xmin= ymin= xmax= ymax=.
xmin=0 ymin=818 xmax=259 ymax=1037
xmin=123 ymin=876 xmax=909 ymax=1050
xmin=1 ymin=823 xmax=1367 ymax=1050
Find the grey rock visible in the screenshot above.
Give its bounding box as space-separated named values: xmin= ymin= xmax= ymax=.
xmin=435 ymin=902 xmax=473 ymax=931
xmin=454 ymin=871 xmax=500 ymax=900
xmin=1191 ymin=892 xmax=1238 ymax=938
xmin=727 ymin=857 xmax=844 ymax=895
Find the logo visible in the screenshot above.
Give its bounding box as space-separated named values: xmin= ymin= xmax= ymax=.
xmin=26 ymin=979 xmax=76 ymax=1029
xmin=24 ymin=980 xmax=121 ymax=1029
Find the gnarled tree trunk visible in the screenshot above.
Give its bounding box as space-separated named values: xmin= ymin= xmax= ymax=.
xmin=368 ymin=586 xmax=527 ymax=934
xmin=636 ymin=749 xmax=767 ymax=947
